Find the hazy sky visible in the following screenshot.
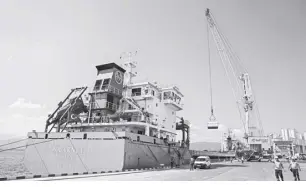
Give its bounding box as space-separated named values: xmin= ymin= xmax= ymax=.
xmin=0 ymin=0 xmax=305 ymax=142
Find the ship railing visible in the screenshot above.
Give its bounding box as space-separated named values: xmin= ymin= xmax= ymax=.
xmin=164 ymin=98 xmax=184 ymax=108
xmin=105 ymin=101 xmax=119 ymax=111
xmin=92 ymin=85 xmax=122 ymax=96
xmin=163 ymin=96 xmax=183 ymax=105
xmin=82 ymin=117 xmax=110 ymax=124
xmin=90 ymin=101 xmax=119 ymax=111
xmin=107 ymin=85 xmax=121 ymax=95
xmin=131 ymin=92 xmax=142 ymax=96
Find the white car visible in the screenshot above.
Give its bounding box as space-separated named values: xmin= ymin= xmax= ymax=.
xmin=194 ymin=156 xmax=211 ymax=169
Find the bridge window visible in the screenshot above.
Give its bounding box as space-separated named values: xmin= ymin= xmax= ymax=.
xmin=94 ymin=80 xmax=102 ymax=90
xmin=101 ymin=79 xmax=110 ymax=90
xmin=132 ymin=88 xmax=141 ymax=96
xmin=95 ymin=93 xmax=105 ymax=99
xmin=177 ymin=97 xmax=181 ymax=104
xmin=163 ymin=92 xmax=171 ymax=100
xmin=103 ymin=78 xmax=110 ymax=85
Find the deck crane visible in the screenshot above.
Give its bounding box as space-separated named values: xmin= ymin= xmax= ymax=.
xmin=205 ymin=9 xmax=264 ymax=149
xmin=175 ymin=116 xmax=190 ymax=148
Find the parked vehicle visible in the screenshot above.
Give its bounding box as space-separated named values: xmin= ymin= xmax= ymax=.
xmin=246 ymin=151 xmax=263 ymax=161
xmin=299 ymin=154 xmax=306 ymax=160
xmin=194 ymin=156 xmax=211 ymax=169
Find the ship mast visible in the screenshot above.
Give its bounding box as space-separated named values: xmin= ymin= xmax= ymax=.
xmin=120 ymin=51 xmax=138 ymax=86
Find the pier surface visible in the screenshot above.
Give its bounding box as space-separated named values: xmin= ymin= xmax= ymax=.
xmin=29 ymin=161 xmax=306 ymax=181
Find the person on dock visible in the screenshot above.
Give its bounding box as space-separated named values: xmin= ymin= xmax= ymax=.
xmin=170 ymin=157 xmax=174 ymax=168
xmin=289 ymin=158 xmax=301 ymax=181
xmin=190 ymin=157 xmax=195 ymax=171
xmin=274 ymin=157 xmax=284 ymax=181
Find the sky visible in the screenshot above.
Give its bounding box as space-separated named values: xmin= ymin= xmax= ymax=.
xmin=0 ymin=0 xmax=306 ymax=142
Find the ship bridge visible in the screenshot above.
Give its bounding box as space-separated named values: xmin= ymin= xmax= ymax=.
xmin=161 ymin=86 xmax=184 ymax=111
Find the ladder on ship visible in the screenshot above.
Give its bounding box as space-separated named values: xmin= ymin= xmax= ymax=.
xmin=124 ymin=97 xmax=143 ymax=111
xmin=121 ymin=97 xmax=149 ymax=121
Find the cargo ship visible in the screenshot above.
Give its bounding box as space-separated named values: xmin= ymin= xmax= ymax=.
xmin=23 ymin=52 xmax=192 ymax=175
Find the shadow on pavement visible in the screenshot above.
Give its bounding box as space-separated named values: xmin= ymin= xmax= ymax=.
xmin=210 ymin=163 xmax=248 ymax=169
xmin=174 ymin=162 xmax=248 ymax=170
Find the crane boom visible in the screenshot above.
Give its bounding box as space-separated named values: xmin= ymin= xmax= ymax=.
xmin=205 ymin=9 xmax=264 ymax=144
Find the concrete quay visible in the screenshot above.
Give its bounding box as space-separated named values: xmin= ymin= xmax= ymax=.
xmin=25 ymin=161 xmax=306 ymax=181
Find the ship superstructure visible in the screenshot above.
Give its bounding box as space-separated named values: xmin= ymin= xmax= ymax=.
xmin=24 ymin=53 xmax=191 ymax=175
xmin=45 ymin=53 xmax=184 ymax=144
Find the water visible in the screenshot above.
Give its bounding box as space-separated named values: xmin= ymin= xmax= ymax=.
xmin=0 ymin=150 xmax=31 ymax=178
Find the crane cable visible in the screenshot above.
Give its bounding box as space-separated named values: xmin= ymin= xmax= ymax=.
xmin=207 ymin=21 xmax=215 ymax=121
xmin=215 ymin=19 xmax=263 ymax=136
xmin=210 ymin=13 xmax=247 ymax=75
xmin=207 ymin=11 xmax=247 ymax=134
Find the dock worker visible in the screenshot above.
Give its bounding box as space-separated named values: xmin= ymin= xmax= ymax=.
xmin=170 ymin=157 xmax=174 ymax=168
xmin=190 ymin=157 xmax=195 ymax=171
xmin=289 ymin=158 xmax=301 ymax=181
xmin=274 ymin=157 xmax=284 ymax=181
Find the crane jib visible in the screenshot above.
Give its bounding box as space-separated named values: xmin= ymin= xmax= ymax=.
xmin=204 ymin=9 xmax=264 ymax=143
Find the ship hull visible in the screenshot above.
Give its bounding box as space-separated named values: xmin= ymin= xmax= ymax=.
xmin=24 ymin=132 xmax=191 ymax=175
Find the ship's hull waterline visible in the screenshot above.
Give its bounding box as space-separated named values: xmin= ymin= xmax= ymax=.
xmin=24 ymin=132 xmax=191 ymax=175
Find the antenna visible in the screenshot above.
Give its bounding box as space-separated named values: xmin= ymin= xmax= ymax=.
xmin=120 ymin=51 xmax=138 ymax=85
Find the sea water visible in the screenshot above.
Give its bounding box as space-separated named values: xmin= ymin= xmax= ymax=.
xmin=0 ymin=150 xmax=31 ymax=177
